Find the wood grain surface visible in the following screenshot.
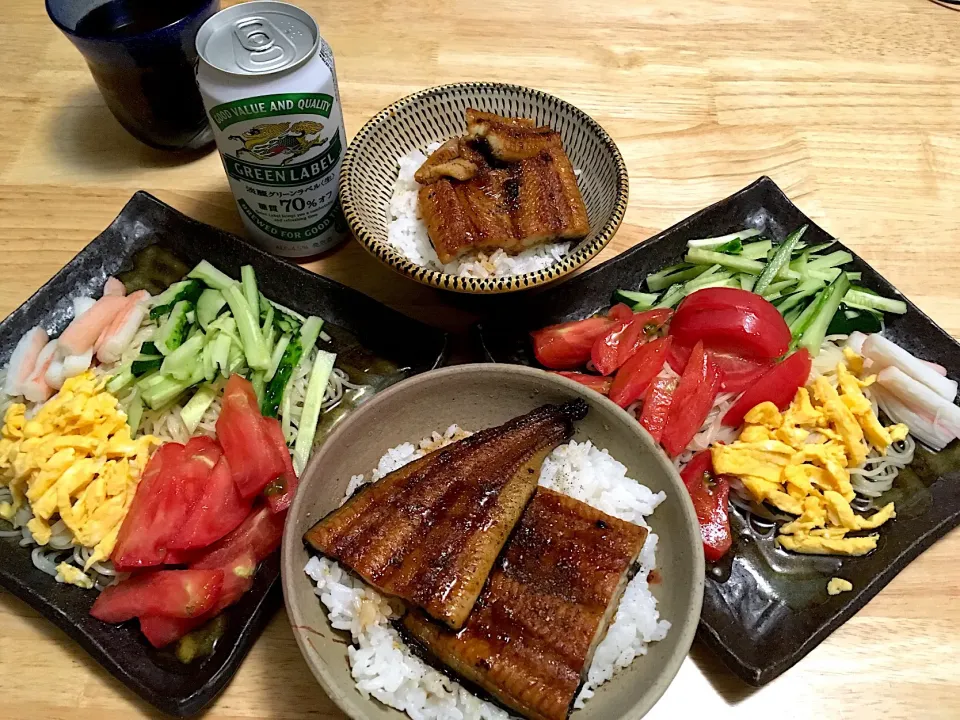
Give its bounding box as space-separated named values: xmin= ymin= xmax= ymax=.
xmin=1 ymin=0 xmax=959 ymax=718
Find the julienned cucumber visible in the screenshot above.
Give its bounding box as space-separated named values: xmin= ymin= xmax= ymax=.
xmin=180 ymin=384 xmax=218 ymax=434
xmin=153 ymin=301 xmax=192 ymax=355
xmin=222 ymin=283 xmax=270 ymax=370
xmin=685 ymin=248 xmax=801 ymax=281
xmin=149 ymin=280 xmax=203 ymax=321
xmin=686 ymin=228 xmax=761 ymax=249
xmin=843 ymin=288 xmax=907 ymax=314
xmin=612 ymin=289 xmax=658 ymax=309
xmin=188 ymin=260 xmax=234 ymax=292
xmin=196 ymin=289 xmax=227 ymax=329
xmin=293 ymin=351 xmax=337 ymax=476
xmin=798 ymin=274 xmax=852 ymax=356
xmin=753 ymin=225 xmax=807 ymax=295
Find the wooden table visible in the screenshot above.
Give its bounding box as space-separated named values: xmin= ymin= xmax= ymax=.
xmin=1 ymin=0 xmax=959 ymax=717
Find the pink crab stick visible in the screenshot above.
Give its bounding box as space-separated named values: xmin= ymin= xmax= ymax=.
xmin=95 ymin=290 xmax=150 ymax=364
xmin=3 ymin=326 xmax=48 ymax=396
xmin=21 ymin=340 xmax=58 ymax=404
xmin=58 ymin=295 xmax=128 ymax=357
xmin=103 ymin=277 xmax=126 ymax=297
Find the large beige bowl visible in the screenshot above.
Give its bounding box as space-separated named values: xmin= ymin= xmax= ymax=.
xmin=282 ymin=364 xmax=704 ymax=720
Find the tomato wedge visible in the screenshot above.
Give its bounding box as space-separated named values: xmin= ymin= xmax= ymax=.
xmin=722 ymin=349 xmax=812 ymax=427
xmin=261 ymin=416 xmax=298 ymax=514
xmin=667 ymin=343 xmax=772 ymax=393
xmin=670 ymin=289 xmax=790 ymax=360
xmin=90 ymin=569 xmax=224 ymax=623
xmin=167 ymin=455 xmax=252 ymax=553
xmin=531 ymin=316 xmax=616 ymax=370
xmin=217 ymin=374 xmax=288 ymax=499
xmin=608 ymin=337 xmax=672 ymax=408
xmin=139 ymin=550 xmax=257 ymax=648
xmin=639 ymin=376 xmax=676 ymax=443
xmin=660 ymin=341 xmax=721 ymax=457
xmin=552 ymin=371 xmax=613 ymax=395
xmin=680 ymin=451 xmax=732 ymax=562
xmin=592 ymin=309 xmax=672 ymax=376
xmin=607 ymin=303 xmax=634 ymax=323
xmin=190 ymin=505 xmax=286 ymax=569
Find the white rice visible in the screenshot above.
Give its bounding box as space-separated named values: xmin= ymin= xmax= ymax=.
xmin=304 ymin=428 xmax=670 ymax=719
xmin=387 ymin=145 xmax=572 ymax=279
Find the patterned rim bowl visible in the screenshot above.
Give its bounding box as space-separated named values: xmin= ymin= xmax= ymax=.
xmin=338 ymin=82 xmax=629 ymax=294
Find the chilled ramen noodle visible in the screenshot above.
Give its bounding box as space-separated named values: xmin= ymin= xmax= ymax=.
xmin=196 ymin=2 xmax=349 ymax=257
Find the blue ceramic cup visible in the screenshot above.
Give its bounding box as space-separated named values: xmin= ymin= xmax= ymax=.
xmin=46 ymin=0 xmax=221 ymax=151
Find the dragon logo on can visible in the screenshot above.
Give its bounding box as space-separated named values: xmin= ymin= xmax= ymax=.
xmin=228 ymin=120 xmax=328 ymax=165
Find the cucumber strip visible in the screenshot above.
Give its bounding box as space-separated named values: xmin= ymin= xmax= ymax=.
xmin=845 ymin=272 xmax=862 ymax=282
xmin=131 ymin=356 xmax=162 ymax=377
xmin=223 ymin=283 xmax=270 ymax=370
xmin=262 ymin=303 xmax=275 ymax=334
xmin=241 ymin=266 xmax=260 ymax=316
xmin=106 ymin=367 xmax=135 ymax=395
xmin=137 ymin=372 xmax=167 ymax=391
xmin=227 ymin=344 xmax=246 ymax=375
xmin=754 ymin=225 xmax=808 ymax=295
xmin=125 ymin=390 xmax=144 ymax=435
xmin=196 ymin=289 xmax=227 ymax=329
xmin=806 ymin=250 xmax=853 ymax=271
xmin=783 ymin=306 xmax=803 ymax=327
xmin=713 ymin=238 xmax=743 ymax=255
xmin=202 ymin=337 xmax=216 ymax=382
xmin=261 ymin=338 xmax=303 ymax=417
xmin=739 ymin=274 xmax=756 ymax=292
xmin=775 ymin=279 xmax=825 ymax=315
xmin=805 ymin=241 xmax=837 ymax=254
xmin=188 ymin=260 xmax=234 ymax=292
xmin=684 ymin=278 xmax=738 ymax=297
xmin=789 ymin=251 xmax=808 ymax=275
xmin=789 ymin=294 xmax=822 ymax=336
xmin=740 ymin=239 xmax=773 ymax=260
xmin=685 ymin=248 xmax=800 ymax=280
xmin=148 ymin=281 xmax=190 ymax=310
xmin=293 ymin=351 xmax=337 ymax=476
xmin=280 ymin=382 xmax=294 ymax=444
xmin=264 ymin=325 xmax=277 ymax=357
xmin=299 ymin=316 xmax=324 ymax=355
xmin=180 ymin=384 xmax=218 ymax=434
xmin=843 ymin=288 xmax=907 ymax=314
xmin=154 ymin=300 xmax=192 ymax=355
xmin=683 ymin=268 xmax=733 ymax=294
xmin=612 ymin=289 xmax=658 ymax=308
xmin=149 ymin=280 xmax=203 ymax=321
xmin=251 ymin=370 xmax=266 ymax=407
xmin=265 ymin=334 xmax=291 ymax=382
xmin=646 ymin=264 xmax=707 ymax=292
xmin=761 ymin=279 xmax=797 ymax=300
xmin=160 ymin=333 xmax=206 ymax=380
xmin=654 ymin=284 xmax=685 ymax=309
xmin=686 ymin=228 xmax=761 ymax=249
xmin=141 ymin=367 xmax=205 ymax=410
xmin=798 ymin=274 xmax=852 ymax=355
xmin=212 ymin=333 xmax=232 ymax=376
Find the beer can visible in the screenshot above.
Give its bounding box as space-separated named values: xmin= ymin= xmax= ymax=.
xmin=196 ymin=1 xmax=348 ymax=258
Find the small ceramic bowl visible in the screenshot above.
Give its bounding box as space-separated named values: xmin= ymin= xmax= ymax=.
xmin=282 ymin=364 xmax=704 ymax=720
xmin=339 ymin=83 xmax=629 ymax=294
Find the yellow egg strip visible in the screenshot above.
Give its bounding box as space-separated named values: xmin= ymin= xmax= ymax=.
xmin=712 ymin=350 xmax=908 ymax=557
xmin=0 ymin=372 xmax=158 ymax=585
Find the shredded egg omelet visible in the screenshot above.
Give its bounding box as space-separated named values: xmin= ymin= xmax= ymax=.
xmin=712 ymin=350 xmax=908 ymax=556
xmin=0 ymin=372 xmax=156 ymax=581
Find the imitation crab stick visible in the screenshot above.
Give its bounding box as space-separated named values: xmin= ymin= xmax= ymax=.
xmin=95 ymin=291 xmax=150 ymax=364
xmin=58 ymin=295 xmax=128 ymax=356
xmin=21 ymin=340 xmax=58 ymax=403
xmin=3 ymin=326 xmax=48 ymax=396
xmin=103 ymin=277 xmax=126 ymax=297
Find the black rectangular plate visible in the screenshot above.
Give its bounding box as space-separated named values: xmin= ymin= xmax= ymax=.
xmin=0 ymin=192 xmax=449 ymax=716
xmin=475 ymin=176 xmax=960 ymax=686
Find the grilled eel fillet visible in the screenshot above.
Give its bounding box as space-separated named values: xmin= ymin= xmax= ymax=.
xmin=304 ymin=400 xmax=589 ymax=630
xmin=402 ymin=488 xmax=648 ymax=720
xmin=416 ymin=110 xmax=590 ymax=264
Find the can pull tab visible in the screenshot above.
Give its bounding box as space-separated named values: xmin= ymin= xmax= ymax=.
xmin=232 ymin=16 xmax=296 ymax=73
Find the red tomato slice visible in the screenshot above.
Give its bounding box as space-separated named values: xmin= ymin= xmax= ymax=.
xmin=217 ymin=374 xmax=288 ymax=499
xmin=660 ymin=342 xmax=721 ymax=457
xmin=722 ymin=349 xmax=812 ymax=427
xmin=531 ymin=316 xmax=616 ymax=370
xmin=167 ymin=455 xmax=253 ymax=552
xmin=90 ymin=569 xmax=224 ymax=623
xmin=552 ymin=371 xmax=613 ymax=395
xmin=666 ymin=342 xmax=691 ymax=375
xmin=680 ymin=287 xmax=779 ymax=315
xmin=261 ymin=416 xmax=298 ymax=514
xmin=669 ymin=305 xmax=790 ymax=360
xmin=190 ymin=505 xmax=286 ymax=569
xmin=639 ymin=376 xmax=676 ymax=443
xmin=615 ymin=309 xmax=673 ymax=368
xmin=592 ymin=309 xmax=672 ymax=376
xmin=667 ymin=343 xmax=772 ymax=393
xmin=680 ymin=451 xmax=732 ymax=562
xmin=139 ymin=550 xmax=257 ymax=648
xmin=608 ymin=337 xmax=672 ymax=408
xmin=607 ymin=303 xmax=634 ymax=323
